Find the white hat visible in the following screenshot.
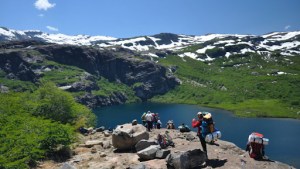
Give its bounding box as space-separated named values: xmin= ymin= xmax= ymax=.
xmin=197 ymin=112 xmax=203 ymax=116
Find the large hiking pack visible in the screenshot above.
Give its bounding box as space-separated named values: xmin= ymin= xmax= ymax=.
xmin=202 ymin=113 xmax=222 ymax=142
xmin=246 ymin=132 xmax=268 ymax=159
xmin=248 ymin=132 xmax=269 ymax=145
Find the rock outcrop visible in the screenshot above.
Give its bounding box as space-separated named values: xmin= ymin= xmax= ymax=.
xmin=36 ymin=44 xmax=180 ymax=101
xmin=38 ymin=128 xmax=296 ymax=169
xmin=0 ymin=51 xmax=38 ymax=82
xmin=0 ymin=42 xmax=179 ymax=103
xmin=112 ymin=124 xmax=149 ymax=150
xmin=75 ymin=92 xmax=128 ymax=108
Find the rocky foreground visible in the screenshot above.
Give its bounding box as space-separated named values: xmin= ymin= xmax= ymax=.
xmin=38 ymin=124 xmax=295 ymax=169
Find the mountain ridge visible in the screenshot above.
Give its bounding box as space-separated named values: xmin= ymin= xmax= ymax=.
xmin=1 ymin=27 xmax=300 ymax=62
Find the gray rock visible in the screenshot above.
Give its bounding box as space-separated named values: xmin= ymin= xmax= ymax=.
xmin=156 ymin=149 xmax=171 ymax=159
xmin=102 ymin=140 xmax=111 ymax=149
xmin=67 ymin=81 xmax=99 ymax=92
xmin=184 ymin=133 xmax=196 ymax=141
xmin=129 ymin=163 xmax=147 ymax=169
xmin=0 ymin=85 xmax=9 ymax=93
xmin=137 ymin=145 xmax=160 ymax=160
xmin=112 ymin=124 xmax=149 ymax=150
xmin=60 ymin=162 xmax=77 ymax=169
xmin=103 ymin=130 xmax=111 ymax=137
xmin=96 ymin=126 xmax=105 ymax=132
xmin=91 ymin=147 xmax=97 ymax=153
xmin=166 ymin=149 xmax=207 ymax=169
xmin=85 ymin=140 xmax=103 ymax=148
xmin=100 ymin=152 xmax=106 ymax=157
xmin=135 ymin=139 xmax=158 ymax=152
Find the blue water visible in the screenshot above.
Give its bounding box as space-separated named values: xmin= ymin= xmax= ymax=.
xmin=94 ymin=102 xmax=300 ymax=168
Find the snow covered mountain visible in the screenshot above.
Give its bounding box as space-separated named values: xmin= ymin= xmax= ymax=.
xmin=1 ymin=27 xmax=300 ymax=61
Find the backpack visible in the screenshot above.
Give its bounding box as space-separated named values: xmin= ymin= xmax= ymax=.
xmin=247 ymin=132 xmax=266 ymax=159
xmin=203 ymin=113 xmax=215 ymax=134
xmin=141 ymin=112 xmax=146 ymax=120
xmin=249 ymin=142 xmax=264 ymax=159
xmin=157 ymin=133 xmax=174 ymax=149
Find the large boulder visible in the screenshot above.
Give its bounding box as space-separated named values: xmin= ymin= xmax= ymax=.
xmin=137 ymin=145 xmax=160 ymax=160
xmin=135 ymin=139 xmax=158 ymax=152
xmin=112 ymin=123 xmax=149 ymax=150
xmin=166 ymin=149 xmax=207 ymax=169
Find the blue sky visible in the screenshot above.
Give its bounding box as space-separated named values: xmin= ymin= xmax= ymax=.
xmin=1 ymin=0 xmax=300 ymax=38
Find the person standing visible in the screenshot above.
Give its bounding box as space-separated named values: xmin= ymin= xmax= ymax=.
xmin=145 ymin=111 xmax=153 ymax=132
xmin=192 ymin=112 xmax=207 ymax=153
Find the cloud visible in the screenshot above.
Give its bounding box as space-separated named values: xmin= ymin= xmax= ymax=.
xmin=46 ymin=26 xmax=59 ymax=32
xmin=284 ymin=25 xmax=291 ymax=30
xmin=38 ymin=14 xmax=44 ymax=17
xmin=34 ymin=0 xmax=56 ymax=11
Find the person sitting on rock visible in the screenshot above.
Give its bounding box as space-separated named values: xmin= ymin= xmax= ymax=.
xmin=157 ymin=119 xmax=162 ymax=129
xmin=166 ymin=120 xmax=175 ymax=129
xmin=132 ymin=119 xmax=138 ymax=126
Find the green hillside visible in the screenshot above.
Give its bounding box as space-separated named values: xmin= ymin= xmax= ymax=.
xmin=152 ymin=53 xmax=300 ymax=119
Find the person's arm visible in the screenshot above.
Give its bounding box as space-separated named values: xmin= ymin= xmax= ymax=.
xmin=192 ymin=119 xmax=201 ymax=128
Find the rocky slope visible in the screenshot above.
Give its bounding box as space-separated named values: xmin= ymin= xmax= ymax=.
xmin=37 ymin=128 xmax=295 ymax=169
xmin=0 ymin=41 xmax=179 ymax=106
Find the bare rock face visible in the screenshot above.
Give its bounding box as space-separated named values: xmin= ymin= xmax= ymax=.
xmin=137 ymin=145 xmax=161 ymax=160
xmin=135 ymin=139 xmax=158 ymax=152
xmin=112 ymin=124 xmax=149 ymax=150
xmin=166 ymin=149 xmax=207 ymax=169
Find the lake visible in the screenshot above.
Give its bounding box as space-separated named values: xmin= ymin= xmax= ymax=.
xmin=94 ymin=102 xmax=300 ymax=168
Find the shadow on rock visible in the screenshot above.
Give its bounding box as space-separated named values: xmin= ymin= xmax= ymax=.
xmin=208 ymin=142 xmax=220 ymax=146
xmin=206 ymin=158 xmax=228 ymax=168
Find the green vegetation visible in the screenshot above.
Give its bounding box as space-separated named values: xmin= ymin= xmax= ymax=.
xmin=152 ymin=54 xmax=300 ymax=119
xmin=0 ymin=83 xmax=96 ymax=169
xmin=39 ymin=61 xmax=84 ymax=85
xmin=92 ymin=78 xmax=140 ymax=103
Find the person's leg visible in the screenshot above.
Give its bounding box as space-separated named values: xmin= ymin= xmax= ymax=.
xmin=147 ymin=121 xmax=151 ymax=131
xmin=199 ymin=136 xmax=207 ymax=152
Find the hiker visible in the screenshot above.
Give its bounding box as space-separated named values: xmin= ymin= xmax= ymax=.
xmin=157 ymin=119 xmax=162 ymax=129
xmin=145 ymin=111 xmax=153 ymax=132
xmin=151 ymin=113 xmax=158 ymax=128
xmin=192 ymin=112 xmax=207 ymax=153
xmin=132 ymin=119 xmax=138 ymax=126
xmin=178 ymin=123 xmax=191 ymax=132
xmin=246 ymin=132 xmax=269 ymax=160
xmin=166 ymin=120 xmax=175 ymax=129
xmin=141 ymin=112 xmax=147 ymax=126
xmin=152 ymin=113 xmax=159 ymax=129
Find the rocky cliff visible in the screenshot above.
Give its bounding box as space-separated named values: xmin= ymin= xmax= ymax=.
xmin=0 ymin=41 xmax=180 ymax=106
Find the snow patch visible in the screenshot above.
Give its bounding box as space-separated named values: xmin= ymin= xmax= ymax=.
xmin=196 ymin=45 xmax=215 ymax=54
xmin=240 ymin=48 xmax=255 ymax=54
xmin=225 ymin=52 xmax=231 ymax=58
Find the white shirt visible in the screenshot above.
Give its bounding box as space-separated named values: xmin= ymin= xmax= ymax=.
xmin=145 ymin=113 xmax=153 ymax=121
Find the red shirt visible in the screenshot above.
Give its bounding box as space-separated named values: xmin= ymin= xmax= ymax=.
xmin=192 ymin=118 xmax=203 ymax=135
